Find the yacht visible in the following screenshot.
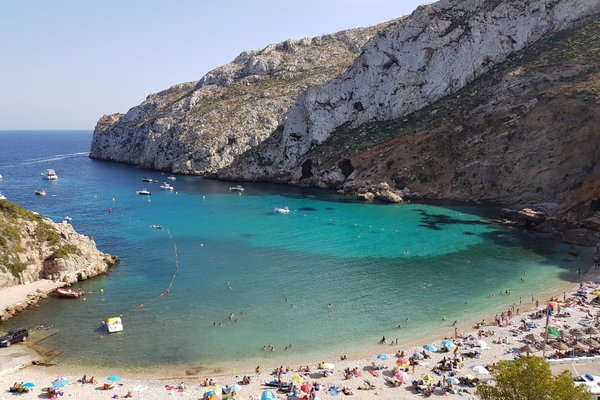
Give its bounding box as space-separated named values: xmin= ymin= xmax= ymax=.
xmin=160 ymin=182 xmax=174 ymax=191
xmin=136 ymin=189 xmax=151 ymax=195
xmin=229 ymin=185 xmax=245 ymax=192
xmin=42 ymin=169 xmax=58 ymax=180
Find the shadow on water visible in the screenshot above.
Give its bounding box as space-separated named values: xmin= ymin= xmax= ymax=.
xmin=415 ymin=209 xmax=491 ymax=231
xmin=414 ymin=208 xmax=590 ymax=284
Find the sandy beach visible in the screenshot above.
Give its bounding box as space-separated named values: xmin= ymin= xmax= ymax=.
xmin=2 ymin=269 xmax=600 ymax=400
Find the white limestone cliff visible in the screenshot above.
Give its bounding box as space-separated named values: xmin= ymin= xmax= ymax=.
xmin=269 ymin=0 xmax=600 ymax=176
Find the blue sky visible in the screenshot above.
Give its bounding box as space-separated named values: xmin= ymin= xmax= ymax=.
xmin=0 ymin=0 xmax=428 ymax=130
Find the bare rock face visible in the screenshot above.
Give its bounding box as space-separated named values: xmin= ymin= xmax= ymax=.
xmin=257 ymin=0 xmax=600 ymax=176
xmin=0 ymin=202 xmax=119 ymax=289
xmin=90 ymin=26 xmax=384 ymax=174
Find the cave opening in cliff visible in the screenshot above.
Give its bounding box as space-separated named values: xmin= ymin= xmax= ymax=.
xmin=301 ymin=159 xmax=313 ymax=180
xmin=338 ymin=159 xmax=354 ymax=177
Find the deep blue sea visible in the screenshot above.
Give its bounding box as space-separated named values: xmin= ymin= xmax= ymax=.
xmin=0 ymin=130 xmax=591 ymax=374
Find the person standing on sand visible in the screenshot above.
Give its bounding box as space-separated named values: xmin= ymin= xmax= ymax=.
xmin=255 ymin=366 xmax=260 ymax=375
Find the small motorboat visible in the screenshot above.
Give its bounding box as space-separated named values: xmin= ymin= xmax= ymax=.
xmin=106 ymin=317 xmax=123 ymax=333
xmin=142 ymin=178 xmax=154 ymax=183
xmin=35 ymin=189 xmax=46 ymax=196
xmin=160 ymin=183 xmax=174 ymax=191
xmin=274 ymin=206 xmax=290 ymax=214
xmin=150 ymin=225 xmax=163 ymax=229
xmin=167 ymin=176 xmax=176 ymax=181
xmin=229 ymin=185 xmax=244 ymax=192
xmin=136 ymin=189 xmax=151 ymax=195
xmin=56 ymin=288 xmax=85 ymax=298
xmin=41 ymin=169 xmax=58 ymax=180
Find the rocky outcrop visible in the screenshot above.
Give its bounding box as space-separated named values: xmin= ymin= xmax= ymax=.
xmin=92 ymin=0 xmax=600 ymax=226
xmin=230 ymin=0 xmax=600 ymax=180
xmin=0 ymin=201 xmax=119 ymax=290
xmin=90 ymin=24 xmax=385 ymax=173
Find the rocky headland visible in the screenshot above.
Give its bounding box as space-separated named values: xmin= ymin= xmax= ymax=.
xmin=91 ymin=0 xmax=600 ymax=244
xmin=0 ymin=200 xmax=119 ymax=322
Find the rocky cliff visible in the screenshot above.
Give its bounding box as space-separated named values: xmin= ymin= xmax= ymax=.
xmin=0 ymin=200 xmax=119 ymax=289
xmin=90 ymin=24 xmax=385 ymax=173
xmin=92 ymin=0 xmax=600 ymax=220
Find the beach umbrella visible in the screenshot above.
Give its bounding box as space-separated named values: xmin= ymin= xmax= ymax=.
xmin=301 ymin=383 xmax=313 ymax=393
xmin=261 ymin=390 xmax=276 ymax=400
xmin=470 ymin=365 xmax=490 ymax=375
xmin=524 ymin=333 xmax=536 ymax=341
xmin=570 ymin=328 xmax=584 ymax=337
xmin=23 ymin=382 xmax=35 ymax=388
xmin=107 ymin=375 xmax=122 ymax=382
xmin=421 ymin=374 xmax=435 ymax=382
xmin=423 ymin=344 xmax=438 ymax=352
xmin=446 ymin=377 xmax=459 ymax=385
xmin=586 ymin=327 xmax=599 ymax=335
xmin=561 ymin=331 xmax=573 ymax=339
xmin=520 ymin=345 xmax=537 ymax=355
xmin=377 ymin=353 xmax=390 ymax=360
xmin=52 ymin=379 xmax=70 ymax=388
xmin=395 ymin=371 xmax=409 ymax=383
xmin=396 ymin=357 xmax=409 ymax=367
xmin=291 ymin=375 xmax=304 ymax=383
xmin=555 ymin=342 xmax=570 ymax=350
xmin=441 ymin=340 xmax=455 ymax=348
xmin=229 ymin=384 xmax=241 ymax=393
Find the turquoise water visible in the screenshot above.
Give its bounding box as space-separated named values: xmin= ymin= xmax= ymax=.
xmin=0 ymin=130 xmax=591 ymax=373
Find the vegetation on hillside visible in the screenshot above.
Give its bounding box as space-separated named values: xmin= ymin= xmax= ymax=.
xmin=476 ymin=356 xmax=592 ymax=400
xmin=0 ymin=200 xmax=72 ymax=277
xmin=309 ymin=17 xmax=600 ymax=161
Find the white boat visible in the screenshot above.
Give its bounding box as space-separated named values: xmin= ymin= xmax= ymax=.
xmin=160 ymin=183 xmax=174 ymax=191
xmin=35 ymin=189 xmax=46 ymax=196
xmin=142 ymin=178 xmax=154 ymax=183
xmin=167 ymin=176 xmax=176 ymax=181
xmin=41 ymin=169 xmax=58 ymax=180
xmin=229 ymin=185 xmax=245 ymax=192
xmin=274 ymin=206 xmax=290 ymax=214
xmin=136 ymin=189 xmax=151 ymax=195
xmin=0 ymin=192 xmax=6 ymax=200
xmin=0 ymin=174 xmax=3 ymax=179
xmin=106 ymin=317 xmax=123 ymax=333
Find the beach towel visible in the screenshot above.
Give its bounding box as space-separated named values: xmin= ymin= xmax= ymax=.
xmin=178 ymin=387 xmax=185 ymax=392
xmin=166 ymin=385 xmax=174 ymax=391
xmin=132 ymin=385 xmax=149 ymax=392
xmin=329 ymin=389 xmax=338 ymax=396
xmin=369 ymin=370 xmax=379 ymax=377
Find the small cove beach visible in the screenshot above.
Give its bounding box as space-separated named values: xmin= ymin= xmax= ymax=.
xmin=0 ymin=131 xmax=597 ymax=398
xmin=3 ymin=271 xmax=600 ymax=399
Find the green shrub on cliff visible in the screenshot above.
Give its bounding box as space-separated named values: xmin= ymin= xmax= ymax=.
xmin=1 ymin=254 xmax=25 ymax=277
xmin=47 ymin=244 xmax=80 ymax=261
xmin=0 ymin=200 xmax=42 ymax=222
xmin=35 ymin=222 xmax=60 ymax=245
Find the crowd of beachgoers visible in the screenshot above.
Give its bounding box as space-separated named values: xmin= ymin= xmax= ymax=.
xmin=3 ymin=277 xmax=600 ymax=399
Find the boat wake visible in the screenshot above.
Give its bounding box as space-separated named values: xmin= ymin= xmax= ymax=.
xmin=17 ymin=152 xmax=89 ymax=166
